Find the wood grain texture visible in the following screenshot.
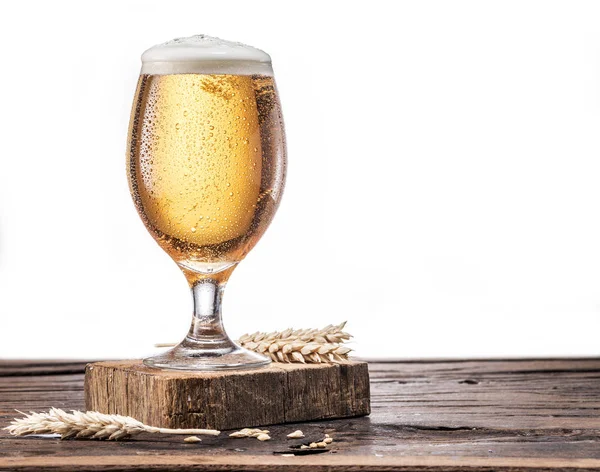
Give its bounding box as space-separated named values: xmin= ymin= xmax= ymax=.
xmin=1 ymin=358 xmax=600 ymax=471
xmin=84 ymin=360 xmax=371 ymax=430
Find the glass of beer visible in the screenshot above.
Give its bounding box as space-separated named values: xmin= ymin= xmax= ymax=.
xmin=127 ymin=36 xmax=286 ymax=370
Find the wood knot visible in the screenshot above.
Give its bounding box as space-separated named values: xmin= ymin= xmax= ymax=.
xmin=458 ymin=379 xmax=479 ymax=385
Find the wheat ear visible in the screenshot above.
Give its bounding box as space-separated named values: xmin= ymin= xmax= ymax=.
xmin=4 ymin=408 xmax=220 ymax=441
xmin=238 ymin=322 xmax=352 ymax=363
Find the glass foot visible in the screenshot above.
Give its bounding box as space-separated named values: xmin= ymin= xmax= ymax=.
xmin=143 ymin=337 xmax=271 ymax=371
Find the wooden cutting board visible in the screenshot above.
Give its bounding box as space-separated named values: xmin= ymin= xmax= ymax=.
xmin=84 ymin=359 xmax=370 ymax=430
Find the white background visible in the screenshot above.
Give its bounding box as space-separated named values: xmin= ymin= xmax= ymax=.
xmin=1 ymin=0 xmax=600 ymax=360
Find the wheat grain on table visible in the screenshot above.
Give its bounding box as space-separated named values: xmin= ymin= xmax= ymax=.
xmin=1 ymin=359 xmax=600 ymax=471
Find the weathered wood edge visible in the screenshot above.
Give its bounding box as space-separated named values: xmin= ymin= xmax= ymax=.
xmin=4 ymin=357 xmax=600 ymax=376
xmin=2 ymin=454 xmax=600 ymax=471
xmin=84 ymin=359 xmax=368 ymax=377
xmin=0 ymin=361 xmax=89 ymax=377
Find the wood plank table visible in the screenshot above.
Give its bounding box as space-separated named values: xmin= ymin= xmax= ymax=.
xmin=1 ymin=359 xmax=599 ymax=471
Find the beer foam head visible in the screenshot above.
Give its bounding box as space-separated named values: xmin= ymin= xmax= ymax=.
xmin=141 ymin=35 xmax=273 ymax=75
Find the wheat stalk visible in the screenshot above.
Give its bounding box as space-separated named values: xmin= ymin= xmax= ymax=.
xmin=237 ymin=322 xmax=352 ymax=364
xmin=4 ymin=408 xmax=220 ymax=441
xmin=155 ymin=322 xmax=354 ymax=364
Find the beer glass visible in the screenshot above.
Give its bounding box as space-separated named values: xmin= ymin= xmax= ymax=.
xmin=127 ymin=36 xmax=286 ymax=370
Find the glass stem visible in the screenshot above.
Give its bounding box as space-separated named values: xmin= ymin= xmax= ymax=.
xmin=143 ymin=271 xmax=271 ymax=370
xmin=185 ymin=278 xmax=234 ymax=348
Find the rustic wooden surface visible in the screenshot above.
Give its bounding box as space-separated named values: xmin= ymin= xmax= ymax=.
xmin=1 ymin=358 xmax=600 ymax=471
xmin=84 ymin=360 xmax=371 ymax=430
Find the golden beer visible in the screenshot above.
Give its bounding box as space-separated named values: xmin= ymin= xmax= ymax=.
xmin=128 ymin=35 xmax=287 ymax=370
xmin=128 ymin=73 xmax=286 ymax=274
